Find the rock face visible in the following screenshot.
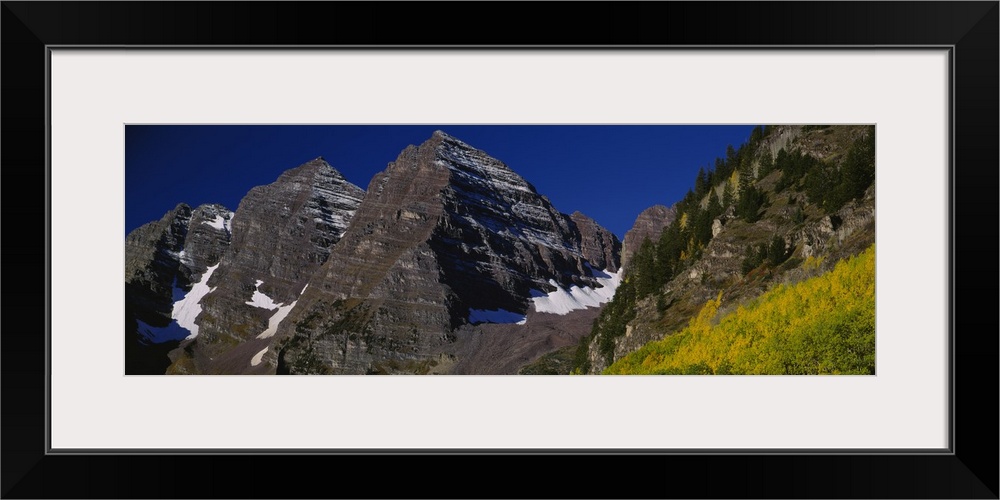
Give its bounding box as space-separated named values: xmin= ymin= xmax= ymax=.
xmin=131 ymin=133 xmax=622 ymax=375
xmin=571 ymin=211 xmax=622 ymax=273
xmin=621 ymin=204 xmax=676 ymax=269
xmin=164 ymin=159 xmax=365 ymax=374
xmin=267 ymin=131 xmax=622 ymax=374
xmin=124 ymin=203 xmax=233 ymax=374
xmin=125 ymin=203 xmax=192 ymax=328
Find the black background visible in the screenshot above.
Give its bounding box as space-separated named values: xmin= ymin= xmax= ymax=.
xmin=2 ymin=2 xmax=997 ymax=498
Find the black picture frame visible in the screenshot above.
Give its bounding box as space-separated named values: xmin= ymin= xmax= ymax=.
xmin=3 ymin=2 xmax=996 ymax=498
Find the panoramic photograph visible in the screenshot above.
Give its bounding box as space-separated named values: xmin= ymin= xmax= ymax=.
xmin=125 ymin=125 xmax=875 ymax=375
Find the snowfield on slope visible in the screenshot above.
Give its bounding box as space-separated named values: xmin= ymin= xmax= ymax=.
xmin=466 ymin=265 xmax=622 ymax=324
xmin=531 ymin=266 xmax=622 ymax=315
xmin=171 ymin=263 xmax=220 ymax=339
xmin=245 ymin=280 xmax=281 ymax=310
xmin=256 ymin=284 xmax=308 ymax=339
xmin=250 ymin=347 xmax=268 ymax=366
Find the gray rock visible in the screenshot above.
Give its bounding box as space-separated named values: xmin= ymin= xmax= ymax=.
xmin=273 ymin=131 xmax=622 ymax=374
xmin=165 ymin=159 xmax=364 ymax=374
xmin=136 ymin=133 xmax=621 ymax=375
xmin=124 ymin=203 xmax=233 ymax=373
xmin=571 ymin=211 xmax=622 ymax=273
xmin=621 ymin=204 xmax=676 ymax=269
xmin=712 ymin=218 xmax=724 ymax=237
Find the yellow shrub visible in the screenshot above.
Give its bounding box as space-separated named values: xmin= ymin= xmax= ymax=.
xmin=604 ymin=245 xmax=875 ymax=375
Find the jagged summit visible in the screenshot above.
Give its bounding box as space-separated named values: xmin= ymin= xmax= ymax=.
xmin=621 ymin=204 xmax=676 ymax=269
xmin=261 ymin=132 xmax=624 ymax=374
xmin=431 ymin=129 xmax=462 ymax=142
xmin=282 ymin=156 xmax=346 ymax=178
xmin=132 ymin=133 xmax=622 ymax=375
xmin=125 ymin=156 xmax=366 ymax=374
xmin=433 ymin=131 xmax=540 ymax=195
xmin=124 ymin=201 xmax=234 ymax=373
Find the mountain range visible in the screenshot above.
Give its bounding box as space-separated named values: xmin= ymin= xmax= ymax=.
xmin=126 ymin=125 xmax=876 ymax=375
xmin=126 ymin=131 xmax=623 ymax=374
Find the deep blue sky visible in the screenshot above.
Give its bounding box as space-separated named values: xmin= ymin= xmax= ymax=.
xmin=126 ymin=125 xmax=756 ymax=239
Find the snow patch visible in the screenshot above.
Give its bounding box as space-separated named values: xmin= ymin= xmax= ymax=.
xmin=250 ymin=347 xmax=268 ymax=366
xmin=204 ymin=214 xmax=227 ymax=231
xmin=245 ymin=280 xmax=280 ymax=310
xmin=201 ymin=211 xmax=233 ymax=233
xmin=256 ymin=302 xmax=297 ymax=339
xmin=254 ymin=284 xmax=308 ymax=339
xmin=171 ymin=263 xmax=220 ymax=339
xmin=531 ymin=267 xmax=622 ymax=315
xmin=469 ymin=308 xmax=527 ymax=325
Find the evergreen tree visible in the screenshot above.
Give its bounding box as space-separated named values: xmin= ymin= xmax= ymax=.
xmin=694 ymin=166 xmax=708 ymax=197
xmin=759 ymin=149 xmax=774 ymax=178
xmin=775 ymin=147 xmax=788 ymax=169
xmin=802 ymin=127 xmax=875 ymax=213
xmin=632 ymin=238 xmax=658 ymax=297
xmin=750 ymin=125 xmax=764 ymax=146
xmin=681 ymin=188 xmax=695 ymax=208
xmin=841 ymin=127 xmax=876 ymax=201
xmin=739 ymin=164 xmax=755 ymax=194
xmin=707 ymin=188 xmax=723 ymax=219
xmin=722 ymin=180 xmax=734 ymax=208
xmin=656 ymin=223 xmax=683 ymax=283
xmin=715 ymin=156 xmax=728 ymax=180
xmin=726 ymin=144 xmax=738 ymax=172
xmin=691 ymin=204 xmax=713 ymax=247
xmin=766 ymin=236 xmax=789 ymax=266
xmin=735 ymin=184 xmax=767 ymax=222
xmin=741 ymin=244 xmax=765 ymax=275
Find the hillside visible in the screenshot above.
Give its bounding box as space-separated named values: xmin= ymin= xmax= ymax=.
xmin=566 ymin=125 xmax=876 ymax=374
xmin=604 ymin=245 xmax=875 ymax=375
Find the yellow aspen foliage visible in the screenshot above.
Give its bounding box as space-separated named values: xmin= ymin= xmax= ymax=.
xmin=688 ymin=291 xmax=723 ymax=336
xmin=604 ymin=245 xmax=876 ymax=375
xmin=802 ymin=255 xmax=825 ymax=271
xmin=679 ymin=212 xmax=689 ymax=229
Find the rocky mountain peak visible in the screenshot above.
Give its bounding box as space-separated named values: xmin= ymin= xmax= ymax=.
xmin=146 ymin=159 xmax=367 ymax=374
xmin=137 ymin=131 xmax=623 ymax=375
xmin=284 ymin=155 xmax=332 ymax=173
xmin=433 ymin=132 xmax=540 ymax=196
xmin=124 ymin=201 xmax=234 ymax=373
xmin=622 ymin=204 xmax=676 ymax=269
xmin=124 ymin=202 xmax=233 ymax=295
xmin=570 ymin=211 xmax=622 ymax=273
xmin=180 ymin=203 xmax=234 ymax=277
xmin=258 ymin=131 xmax=624 ymax=374
xmin=431 ymin=129 xmax=472 ymax=146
